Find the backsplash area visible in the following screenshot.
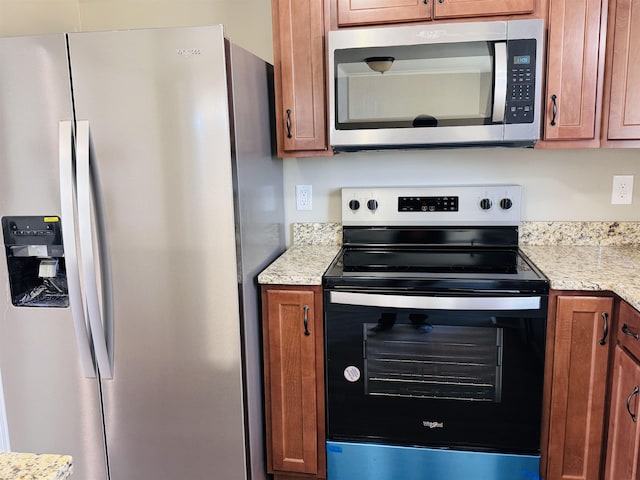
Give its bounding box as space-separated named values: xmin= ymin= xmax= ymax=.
xmin=291 ymin=222 xmax=640 ymax=246
xmin=520 ymin=221 xmax=640 ymax=245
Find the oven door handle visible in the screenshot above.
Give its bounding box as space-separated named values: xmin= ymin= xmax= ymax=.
xmin=329 ymin=291 xmax=542 ymax=311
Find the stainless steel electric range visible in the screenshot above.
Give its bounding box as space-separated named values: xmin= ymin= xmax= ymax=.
xmin=323 ymin=185 xmax=548 ymax=480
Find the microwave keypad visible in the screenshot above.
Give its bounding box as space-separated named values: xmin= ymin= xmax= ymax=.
xmin=505 ymin=40 xmax=536 ymax=124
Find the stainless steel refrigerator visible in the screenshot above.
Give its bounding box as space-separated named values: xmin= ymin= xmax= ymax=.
xmin=0 ymin=25 xmax=284 ymax=480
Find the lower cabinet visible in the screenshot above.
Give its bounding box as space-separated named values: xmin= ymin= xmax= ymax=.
xmin=261 ymin=285 xmax=326 ymax=480
xmin=604 ymin=301 xmax=640 ymax=477
xmin=545 ymin=294 xmax=613 ymax=480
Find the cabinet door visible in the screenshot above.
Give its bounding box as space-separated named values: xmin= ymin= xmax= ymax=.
xmin=546 ymin=296 xmax=613 ymax=480
xmin=336 ymin=0 xmax=431 ymax=26
xmin=433 ymin=0 xmax=535 ymax=19
xmin=263 ymin=287 xmax=325 ymax=477
xmin=543 ymin=0 xmax=604 ymax=141
xmin=272 ymin=0 xmax=329 ymax=156
xmin=604 ymin=0 xmax=640 ymax=140
xmin=604 ymin=345 xmax=640 ymax=479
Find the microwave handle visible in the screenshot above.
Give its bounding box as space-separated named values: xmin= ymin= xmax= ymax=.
xmin=492 ymin=42 xmax=507 ymax=123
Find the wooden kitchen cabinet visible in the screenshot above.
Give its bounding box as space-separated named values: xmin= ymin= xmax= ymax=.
xmin=271 ymin=0 xmax=331 ymax=158
xmin=335 ymin=0 xmax=536 ymax=26
xmin=541 ymin=0 xmax=606 ymax=146
xmin=545 ymin=294 xmax=614 ymax=480
xmin=604 ymin=301 xmax=640 ymax=478
xmin=261 ymin=285 xmax=326 ymax=480
xmin=602 ymin=0 xmax=640 ymax=145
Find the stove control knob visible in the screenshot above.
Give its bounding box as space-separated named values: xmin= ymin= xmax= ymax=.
xmin=348 ymin=199 xmax=360 ymax=211
xmin=499 ymin=198 xmax=513 ymax=210
xmin=367 ymin=199 xmax=379 ymax=212
xmin=479 ymin=198 xmax=493 ymax=210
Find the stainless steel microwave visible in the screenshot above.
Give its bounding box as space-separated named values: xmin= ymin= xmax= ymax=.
xmin=328 ymin=19 xmax=544 ymax=151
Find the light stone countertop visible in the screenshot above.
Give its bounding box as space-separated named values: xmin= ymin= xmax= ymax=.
xmin=522 ymin=245 xmax=640 ymax=311
xmin=0 ymin=452 xmax=73 ymax=480
xmin=257 ymin=245 xmax=341 ymax=285
xmin=258 ymin=222 xmax=640 ymax=312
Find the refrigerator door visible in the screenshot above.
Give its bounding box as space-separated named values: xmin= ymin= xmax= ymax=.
xmin=0 ymin=35 xmax=108 ymax=479
xmin=67 ymin=26 xmax=249 ymax=479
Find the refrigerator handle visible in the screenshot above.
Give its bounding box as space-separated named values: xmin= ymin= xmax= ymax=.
xmin=59 ymin=120 xmax=97 ymax=379
xmin=76 ymin=120 xmax=114 ymax=379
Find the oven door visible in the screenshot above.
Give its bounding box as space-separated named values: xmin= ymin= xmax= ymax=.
xmin=324 ymin=289 xmax=547 ymax=454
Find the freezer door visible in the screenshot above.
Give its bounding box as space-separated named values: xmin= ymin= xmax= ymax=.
xmin=0 ymin=35 xmax=108 ymax=479
xmin=67 ymin=26 xmax=250 ymax=480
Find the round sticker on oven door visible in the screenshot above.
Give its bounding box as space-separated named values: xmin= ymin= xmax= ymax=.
xmin=344 ymin=366 xmax=361 ymax=383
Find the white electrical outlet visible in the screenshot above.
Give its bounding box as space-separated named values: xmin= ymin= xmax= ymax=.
xmin=296 ymin=184 xmax=312 ymax=211
xmin=612 ymin=175 xmax=634 ymax=205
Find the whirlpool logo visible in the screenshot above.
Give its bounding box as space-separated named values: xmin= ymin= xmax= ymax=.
xmin=422 ymin=421 xmax=444 ymax=429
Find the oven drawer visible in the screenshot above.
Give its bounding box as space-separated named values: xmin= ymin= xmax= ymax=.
xmin=619 ymin=301 xmax=640 ymax=359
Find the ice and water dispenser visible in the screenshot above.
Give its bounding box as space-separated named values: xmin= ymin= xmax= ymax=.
xmin=2 ymin=216 xmax=69 ymax=307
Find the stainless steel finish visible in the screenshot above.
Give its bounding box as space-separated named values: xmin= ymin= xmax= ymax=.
xmin=59 ymin=120 xmax=96 ymax=379
xmin=328 ymin=19 xmax=544 ymax=149
xmin=492 ymin=43 xmax=507 ymax=123
xmin=76 ymin=121 xmax=113 ymax=379
xmin=1 ymin=26 xmax=283 ymax=480
xmin=330 ymin=291 xmax=542 ymax=311
xmin=0 ymin=35 xmax=109 ymax=479
xmin=342 ymin=185 xmax=522 ymax=227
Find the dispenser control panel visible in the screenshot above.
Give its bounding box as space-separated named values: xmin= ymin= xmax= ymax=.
xmin=2 ymin=216 xmax=68 ymax=307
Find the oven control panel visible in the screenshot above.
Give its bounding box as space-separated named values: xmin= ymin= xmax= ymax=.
xmin=342 ymin=185 xmax=521 ymax=226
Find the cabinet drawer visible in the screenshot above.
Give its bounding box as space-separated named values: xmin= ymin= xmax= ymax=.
xmin=618 ymin=301 xmax=640 ymax=359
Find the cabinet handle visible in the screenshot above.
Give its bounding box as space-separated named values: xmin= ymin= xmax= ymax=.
xmin=550 ymin=94 xmax=558 ymax=126
xmin=622 ymin=323 xmax=640 ymax=340
xmin=438 ymin=0 xmax=444 ymax=3
xmin=599 ymin=312 xmax=609 ymax=345
xmin=423 ymin=0 xmax=428 ymax=3
xmin=286 ymin=109 xmax=292 ymax=139
xmin=627 ymin=386 xmax=639 ymax=423
xmin=303 ymin=305 xmax=310 ymax=336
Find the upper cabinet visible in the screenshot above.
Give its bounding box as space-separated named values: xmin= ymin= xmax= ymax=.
xmin=602 ymin=0 xmax=640 ymax=145
xmin=542 ymin=0 xmax=640 ymax=147
xmin=336 ymin=0 xmax=536 ymax=26
xmin=336 ymin=0 xmax=432 ymax=25
xmin=271 ymin=0 xmax=332 ymax=158
xmin=542 ymin=0 xmax=606 ymax=145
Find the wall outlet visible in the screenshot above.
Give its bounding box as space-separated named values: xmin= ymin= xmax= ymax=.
xmin=612 ymin=175 xmax=634 ymax=205
xmin=296 ymin=184 xmax=312 ymax=210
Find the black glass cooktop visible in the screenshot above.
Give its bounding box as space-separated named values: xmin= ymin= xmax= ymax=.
xmin=323 ymin=227 xmax=549 ymax=293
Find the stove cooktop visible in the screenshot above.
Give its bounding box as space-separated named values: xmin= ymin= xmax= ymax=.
xmin=323 ymin=185 xmax=549 ymax=294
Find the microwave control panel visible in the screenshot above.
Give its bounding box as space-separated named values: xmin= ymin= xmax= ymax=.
xmin=505 ymin=39 xmax=537 ymax=124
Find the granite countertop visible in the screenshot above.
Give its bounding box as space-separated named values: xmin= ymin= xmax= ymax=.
xmin=522 ymin=245 xmax=640 ymax=310
xmin=0 ymin=452 xmax=73 ymax=480
xmin=259 ymin=222 xmax=640 ymax=311
xmin=257 ymin=245 xmax=341 ymax=285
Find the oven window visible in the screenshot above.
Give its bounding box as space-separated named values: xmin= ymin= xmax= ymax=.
xmin=324 ymin=295 xmax=547 ymax=454
xmin=364 ymin=322 xmax=502 ymax=402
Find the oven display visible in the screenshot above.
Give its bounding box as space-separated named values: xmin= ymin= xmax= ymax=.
xmin=398 ymin=196 xmax=459 ymax=212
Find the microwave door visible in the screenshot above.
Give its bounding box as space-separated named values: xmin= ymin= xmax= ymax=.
xmin=492 ymin=42 xmax=507 ymax=124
